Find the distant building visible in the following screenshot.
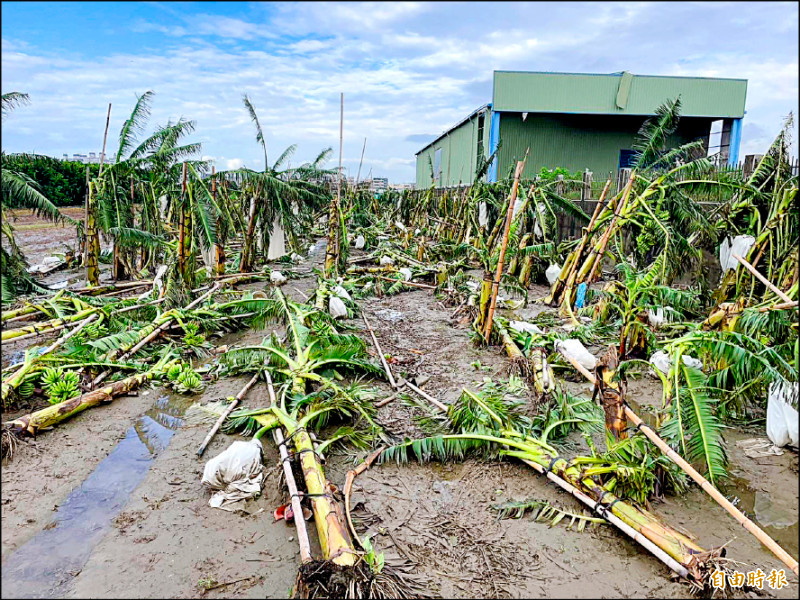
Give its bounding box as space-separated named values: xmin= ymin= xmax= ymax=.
xmin=371 ymin=177 xmax=388 ymax=192
xmin=415 ymin=70 xmax=747 ymax=188
xmin=61 ymin=152 xmax=116 ymax=164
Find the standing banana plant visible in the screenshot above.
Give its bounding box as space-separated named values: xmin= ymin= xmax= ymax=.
xmin=225 ymin=95 xmax=332 ymax=273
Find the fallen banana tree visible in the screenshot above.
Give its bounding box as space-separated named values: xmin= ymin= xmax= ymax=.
xmin=378 ymin=384 xmax=727 ymax=588
xmin=4 ymin=354 xmax=177 ymax=438
xmin=557 ymin=345 xmax=800 ymax=577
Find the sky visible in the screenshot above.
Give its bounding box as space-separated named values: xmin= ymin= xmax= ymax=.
xmin=2 ymin=1 xmax=798 ymax=183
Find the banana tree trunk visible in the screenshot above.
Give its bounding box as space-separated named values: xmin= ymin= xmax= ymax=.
xmin=241 ymin=195 xmax=258 ymax=273
xmin=2 ymin=313 xmax=99 ymax=404
xmin=324 ymin=194 xmax=340 ymax=278
xmin=293 ymin=427 xmax=356 ymax=566
xmin=85 ymin=182 xmax=100 ymax=287
xmin=7 ymin=369 xmax=159 ymax=437
xmin=1 ymin=307 xmax=98 ymax=342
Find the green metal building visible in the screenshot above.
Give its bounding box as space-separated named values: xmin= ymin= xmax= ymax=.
xmin=415 ymin=71 xmax=747 ymax=188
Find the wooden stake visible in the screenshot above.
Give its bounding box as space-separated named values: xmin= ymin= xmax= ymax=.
xmin=518 ymin=457 xmax=689 ymax=578
xmin=558 ymin=346 xmax=800 ymax=576
xmin=343 ymin=446 xmax=385 ymax=547
xmin=732 ymin=253 xmax=793 ymax=303
xmin=265 ymin=371 xmax=313 ymax=564
xmin=402 ymin=378 xmax=448 ymax=412
xmin=196 ymin=370 xmax=260 ymax=457
xmin=362 ymin=313 xmax=396 ymax=388
xmin=484 ymin=159 xmax=526 ymax=341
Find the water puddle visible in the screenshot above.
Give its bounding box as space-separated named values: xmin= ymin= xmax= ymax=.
xmin=721 ymin=475 xmax=799 ymax=557
xmin=0 ymin=394 xmax=191 ymax=599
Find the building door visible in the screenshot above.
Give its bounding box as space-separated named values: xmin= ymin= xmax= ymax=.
xmin=618 ymin=149 xmax=637 ymax=169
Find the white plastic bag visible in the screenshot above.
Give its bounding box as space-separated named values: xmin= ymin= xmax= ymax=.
xmin=270 ymin=270 xmax=287 ymax=285
xmin=681 ymin=355 xmax=703 ymax=370
xmin=202 ymin=439 xmax=264 ymax=511
xmin=380 ymin=256 xmax=394 ymax=266
xmin=649 ymin=352 xmax=702 ymax=377
xmin=354 ymin=235 xmax=366 ymax=250
xmin=509 ymin=321 xmax=544 ymax=336
xmin=267 ymin=217 xmax=287 ymax=260
xmin=555 ymin=339 xmax=597 ymax=371
xmin=545 ymin=264 xmax=562 ymax=287
xmin=333 ymin=284 xmax=352 ymax=302
xmin=398 ymin=268 xmax=412 ymax=281
xmin=719 ymin=235 xmax=755 ymax=274
xmin=766 ymin=382 xmax=799 ymax=448
xmin=394 ymin=221 xmax=407 ymax=232
xmin=478 ymin=202 xmax=488 ymax=228
xmin=649 ymin=351 xmax=672 ymax=376
xmin=647 ymin=308 xmax=665 ymax=328
xmin=329 ymin=296 xmax=348 ymax=319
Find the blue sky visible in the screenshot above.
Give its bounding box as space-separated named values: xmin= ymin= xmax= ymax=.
xmin=2 ymin=1 xmax=798 ymax=182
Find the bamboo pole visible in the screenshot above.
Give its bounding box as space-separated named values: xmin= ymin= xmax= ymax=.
xmin=732 ymin=253 xmax=793 ymax=303
xmin=558 ymin=347 xmax=800 ymax=577
xmin=361 ymin=313 xmax=397 ymax=388
xmin=265 ymin=371 xmax=313 ymax=564
xmin=196 ymin=371 xmax=260 ymax=456
xmin=1 ymin=313 xmax=99 ymax=403
xmin=758 ymin=300 xmax=798 ymax=312
xmin=484 ymin=159 xmax=526 ymax=342
xmin=355 ymin=137 xmax=366 ymax=186
xmin=626 ymin=409 xmax=799 ymax=576
xmin=93 ymin=283 xmax=223 ymax=386
xmin=401 ymin=378 xmax=449 ymax=412
xmin=518 ymin=457 xmax=689 ymax=578
xmin=98 ymin=103 xmax=111 ymax=176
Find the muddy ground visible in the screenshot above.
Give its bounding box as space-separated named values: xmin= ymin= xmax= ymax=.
xmin=1 ymin=215 xmax=798 ymax=599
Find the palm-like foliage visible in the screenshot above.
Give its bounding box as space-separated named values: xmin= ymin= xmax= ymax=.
xmin=219 ymin=95 xmax=333 ymax=272
xmin=597 ymin=254 xmax=701 ymax=358
xmin=1 ymin=93 xmax=75 ymax=302
xmin=658 ymin=348 xmax=728 ymax=486
xmin=219 ymin=289 xmax=383 ymax=399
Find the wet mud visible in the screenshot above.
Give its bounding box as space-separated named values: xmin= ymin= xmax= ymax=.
xmin=1 ymin=228 xmax=797 ymax=598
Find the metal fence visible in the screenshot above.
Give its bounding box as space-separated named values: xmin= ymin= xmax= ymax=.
xmin=408 ymin=156 xmax=799 ymax=242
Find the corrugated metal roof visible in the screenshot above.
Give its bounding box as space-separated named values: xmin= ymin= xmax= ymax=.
xmin=414 ymin=103 xmax=491 ymax=156
xmin=492 ymin=71 xmax=746 ymax=118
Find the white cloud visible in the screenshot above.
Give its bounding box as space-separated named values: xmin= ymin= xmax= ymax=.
xmin=1 ymin=2 xmax=797 ymax=182
xmin=226 ymin=158 xmax=244 ymax=170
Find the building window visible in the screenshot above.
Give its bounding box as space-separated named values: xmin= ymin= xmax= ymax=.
xmin=618 ymin=149 xmax=637 ymax=169
xmin=433 ymin=148 xmax=442 ymax=183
